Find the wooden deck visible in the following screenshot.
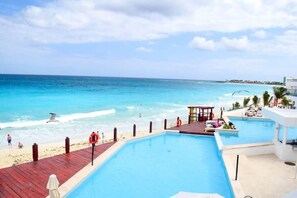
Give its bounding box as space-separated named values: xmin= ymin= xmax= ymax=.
xmin=0 ymin=142 xmax=115 ymax=198
xmin=169 ymin=121 xmax=214 ymax=136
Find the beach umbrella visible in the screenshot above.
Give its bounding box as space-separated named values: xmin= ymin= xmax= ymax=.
xmin=232 ymin=90 xmax=249 ymax=96
xmin=47 ymin=174 xmax=60 ymax=198
xmin=170 ymin=192 xmax=224 ymax=198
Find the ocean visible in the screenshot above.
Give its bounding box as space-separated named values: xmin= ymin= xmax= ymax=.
xmin=0 ymin=74 xmax=272 ymax=148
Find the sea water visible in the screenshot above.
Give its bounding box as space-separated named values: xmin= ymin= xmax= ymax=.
xmin=0 ymin=74 xmax=272 ymax=148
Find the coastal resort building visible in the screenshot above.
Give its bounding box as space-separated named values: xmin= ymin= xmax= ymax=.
xmin=284 ymin=76 xmax=297 ymax=107
xmin=262 ymin=107 xmax=297 ymax=161
xmin=188 ymin=106 xmax=214 ymax=123
xmin=284 ymin=77 xmax=297 ymax=97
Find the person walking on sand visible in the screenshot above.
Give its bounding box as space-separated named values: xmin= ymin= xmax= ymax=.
xmin=7 ymin=134 xmax=12 ymax=146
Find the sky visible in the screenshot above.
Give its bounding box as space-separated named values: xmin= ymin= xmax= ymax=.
xmin=0 ymin=0 xmax=297 ymax=81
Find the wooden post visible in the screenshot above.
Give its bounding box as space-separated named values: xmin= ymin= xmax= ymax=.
xmin=113 ymin=127 xmax=117 ymax=142
xmin=210 ymin=108 xmax=214 ymax=120
xmin=133 ymin=124 xmax=136 ymax=137
xmin=164 ymin=119 xmax=167 ymax=130
xmin=32 ymin=143 xmax=38 ymax=161
xmin=65 ymin=137 xmax=70 ymax=153
xmin=149 ymin=121 xmax=152 ymax=133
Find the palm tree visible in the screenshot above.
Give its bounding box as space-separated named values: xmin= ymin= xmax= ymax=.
xmin=243 ymin=97 xmax=250 ymax=107
xmin=234 ymin=101 xmax=240 ymax=109
xmin=263 ymin=91 xmax=273 ymax=106
xmin=252 ymin=95 xmax=260 ymax=107
xmin=281 ymin=96 xmax=291 ymax=108
xmin=273 ymin=87 xmax=289 ymax=106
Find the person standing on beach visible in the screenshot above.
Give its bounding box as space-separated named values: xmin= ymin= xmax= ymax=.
xmin=102 ymin=132 xmax=105 ymax=143
xmin=7 ymin=134 xmax=12 ymax=146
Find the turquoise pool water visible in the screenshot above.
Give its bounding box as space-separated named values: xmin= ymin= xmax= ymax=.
xmin=66 ymin=133 xmax=234 ymax=198
xmin=219 ymin=117 xmax=297 ymax=146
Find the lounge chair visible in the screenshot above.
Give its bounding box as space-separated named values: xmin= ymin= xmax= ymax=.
xmin=205 ymin=127 xmax=215 ymax=132
xmin=245 ymin=111 xmax=254 ymax=117
xmin=256 ymin=112 xmax=262 ymax=117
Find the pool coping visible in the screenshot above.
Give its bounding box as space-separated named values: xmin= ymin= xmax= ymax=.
xmin=228 ymin=115 xmax=271 ymax=121
xmin=222 ymin=155 xmax=245 ymax=198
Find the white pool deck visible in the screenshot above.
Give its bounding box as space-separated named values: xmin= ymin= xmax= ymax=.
xmin=224 ymin=108 xmax=297 ymax=198
xmin=224 ymin=153 xmax=297 ymax=198
xmin=58 ymin=108 xmax=297 ymax=198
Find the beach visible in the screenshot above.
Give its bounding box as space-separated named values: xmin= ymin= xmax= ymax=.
xmin=0 ymin=139 xmax=90 ymax=168
xmin=0 ymin=131 xmax=147 ymax=168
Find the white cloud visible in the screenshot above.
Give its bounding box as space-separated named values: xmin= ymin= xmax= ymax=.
xmin=1 ymin=0 xmax=297 ymax=44
xmin=136 ymin=46 xmax=152 ymax=52
xmin=247 ymin=30 xmax=297 ymax=55
xmin=274 ymin=30 xmax=297 ymax=53
xmin=221 ymin=36 xmax=249 ymax=51
xmin=188 ymin=37 xmax=215 ymax=50
xmin=201 ymin=57 xmax=288 ymax=81
xmin=276 ymin=30 xmax=297 ymax=45
xmin=253 ymin=30 xmax=267 ymax=39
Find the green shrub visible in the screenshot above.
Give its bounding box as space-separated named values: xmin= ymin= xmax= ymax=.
xmin=223 ymin=124 xmax=231 ymax=129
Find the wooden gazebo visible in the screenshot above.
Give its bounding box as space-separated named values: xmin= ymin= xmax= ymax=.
xmin=188 ymin=106 xmax=214 ymax=123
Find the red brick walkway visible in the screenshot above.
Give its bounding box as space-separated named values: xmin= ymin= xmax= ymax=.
xmin=0 ymin=142 xmax=115 ymax=198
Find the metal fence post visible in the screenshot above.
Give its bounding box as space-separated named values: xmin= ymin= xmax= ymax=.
xmin=235 ymin=155 xmax=239 ymax=180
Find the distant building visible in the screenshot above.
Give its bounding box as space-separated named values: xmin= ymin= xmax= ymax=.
xmin=284 ymin=77 xmax=297 ymax=96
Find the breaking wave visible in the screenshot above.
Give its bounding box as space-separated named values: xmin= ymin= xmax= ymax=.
xmin=0 ymin=109 xmax=116 ymax=129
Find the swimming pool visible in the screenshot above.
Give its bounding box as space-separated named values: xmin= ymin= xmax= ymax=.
xmin=66 ymin=133 xmax=234 ymax=198
xmin=219 ymin=117 xmax=297 ymax=146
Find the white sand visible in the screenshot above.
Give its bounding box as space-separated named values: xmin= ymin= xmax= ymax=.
xmin=0 ymin=140 xmax=90 ymax=168
xmin=0 ymin=130 xmax=150 ymax=168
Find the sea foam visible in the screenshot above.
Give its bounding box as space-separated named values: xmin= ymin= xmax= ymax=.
xmin=0 ymin=109 xmax=116 ymax=129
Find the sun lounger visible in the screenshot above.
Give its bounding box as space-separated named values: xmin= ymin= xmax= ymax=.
xmin=205 ymin=127 xmax=216 ymax=132
xmin=246 ymin=111 xmax=254 ymax=117
xmin=256 ymin=112 xmax=262 ymax=117
xmin=206 ymin=120 xmax=216 ymax=127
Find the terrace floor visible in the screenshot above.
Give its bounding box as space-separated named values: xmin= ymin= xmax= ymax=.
xmin=169 ymin=121 xmax=214 ymax=136
xmin=0 ymin=142 xmax=115 ymax=198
